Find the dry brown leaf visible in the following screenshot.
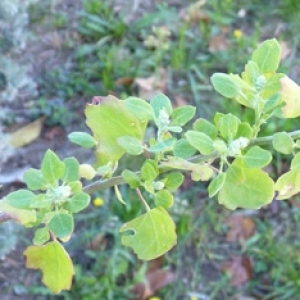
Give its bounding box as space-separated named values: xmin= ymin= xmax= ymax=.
xmin=135 ymin=68 xmax=168 ymax=100
xmin=209 ymin=35 xmax=231 ymax=53
xmin=44 ymin=126 xmax=64 ymax=140
xmin=225 ymin=215 xmax=256 ymax=244
xmin=222 ymin=256 xmax=252 ymax=287
xmin=114 ymin=77 xmax=135 ymax=87
xmin=9 ymin=117 xmax=45 ymax=148
xmin=280 ymin=41 xmax=291 ymax=60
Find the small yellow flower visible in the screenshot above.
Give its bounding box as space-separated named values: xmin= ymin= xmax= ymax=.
xmin=233 ymin=29 xmax=243 ymax=39
xmin=93 ymin=197 xmax=104 ymax=207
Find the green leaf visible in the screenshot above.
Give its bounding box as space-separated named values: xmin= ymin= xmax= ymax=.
xmin=141 ymin=160 xmax=159 ymax=181
xmin=191 ymin=166 xmax=213 ymax=181
xmin=64 ymin=192 xmax=90 ymax=213
xmin=148 ymin=138 xmax=176 ymax=153
xmin=85 ymin=95 xmax=146 ymax=166
xmin=218 ymin=159 xmax=274 ymax=209
xmin=41 ymin=150 xmax=65 ymax=184
xmin=251 ymin=39 xmax=281 ymax=73
xmin=122 ymin=170 xmax=141 ymax=188
xmin=208 ymin=173 xmax=227 ymax=198
xmin=48 ymin=213 xmax=74 ymax=238
xmin=124 ymin=96 xmax=154 ymax=121
xmin=114 ymin=185 xmax=127 ymax=205
xmin=150 ymin=94 xmax=173 ymax=118
xmin=236 ymin=122 xmax=253 ymax=139
xmin=162 ymin=172 xmax=184 ymax=191
xmin=6 ymin=189 xmax=36 ymax=209
xmin=217 ymin=113 xmax=240 ymax=141
xmin=154 ymin=190 xmax=174 ymax=209
xmin=291 ymin=152 xmax=300 ymax=170
xmin=0 ymin=200 xmax=36 ymax=226
xmin=171 ymin=105 xmax=196 ymax=126
xmin=68 ymin=132 xmax=97 ymax=148
xmin=211 ymin=73 xmax=240 ymax=98
xmin=242 ymin=146 xmax=272 ymax=168
xmin=117 ymin=136 xmax=144 ymax=155
xmin=193 ymin=118 xmax=218 ymax=139
xmin=275 ymin=169 xmax=300 ymax=200
xmin=242 ymin=60 xmax=260 ymax=85
xmin=185 ymin=131 xmax=215 ymax=155
xmin=62 ymin=157 xmax=80 ymax=183
xmin=67 ymin=181 xmax=82 ymax=194
xmin=23 ymin=168 xmax=48 ymax=191
xmin=119 ymin=207 xmax=177 ymax=260
xmin=173 ymin=139 xmax=196 ymax=158
xmin=33 ymin=227 xmax=50 ymax=245
xmin=30 ymin=194 xmax=53 ymax=209
xmin=24 ymin=241 xmax=75 ymax=293
xmin=272 ymin=132 xmax=294 ymax=154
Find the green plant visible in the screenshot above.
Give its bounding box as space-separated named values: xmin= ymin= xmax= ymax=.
xmin=2 ymin=38 xmax=300 ymax=295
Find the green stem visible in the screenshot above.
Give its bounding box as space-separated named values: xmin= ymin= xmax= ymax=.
xmin=136 ymin=188 xmax=151 ymax=212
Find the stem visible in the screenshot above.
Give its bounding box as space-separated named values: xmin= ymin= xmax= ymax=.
xmin=136 ymin=188 xmax=151 ymax=212
xmin=2 ymin=129 xmax=300 ymax=224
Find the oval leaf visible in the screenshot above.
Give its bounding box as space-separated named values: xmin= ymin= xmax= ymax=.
xmin=211 ymin=73 xmax=240 ymax=98
xmin=185 ymin=131 xmax=215 ymax=155
xmin=242 ymin=146 xmax=272 ymax=168
xmin=48 ymin=213 xmax=74 ymax=238
xmin=23 ymin=241 xmax=75 ymax=293
xmin=41 ymin=150 xmax=65 ymax=184
xmin=68 ymin=132 xmax=97 ymax=148
xmin=120 ymin=207 xmax=177 ymax=260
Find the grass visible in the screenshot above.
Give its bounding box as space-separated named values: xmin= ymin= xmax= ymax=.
xmin=4 ymin=0 xmax=300 ymax=299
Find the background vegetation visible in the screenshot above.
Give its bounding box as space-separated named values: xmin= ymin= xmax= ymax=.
xmin=1 ymin=0 xmax=300 ymax=299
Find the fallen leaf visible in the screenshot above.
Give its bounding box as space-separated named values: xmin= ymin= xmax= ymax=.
xmin=180 ymin=0 xmax=209 ymax=23
xmin=135 ymin=68 xmax=168 ymax=100
xmin=280 ymin=41 xmax=291 ymax=60
xmin=9 ymin=117 xmax=45 ymax=147
xmin=44 ymin=126 xmax=64 ymax=140
xmin=222 ymin=256 xmax=252 ymax=286
xmin=132 ymin=268 xmax=176 ymax=300
xmin=209 ymin=35 xmax=231 ymax=53
xmin=115 ymin=77 xmax=135 ymax=86
xmin=225 ymin=215 xmax=256 ymax=244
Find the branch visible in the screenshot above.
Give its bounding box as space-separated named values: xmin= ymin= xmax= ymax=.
xmin=1 ymin=129 xmax=300 ymax=224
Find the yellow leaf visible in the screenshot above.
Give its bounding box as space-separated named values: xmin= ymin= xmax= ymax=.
xmin=280 ymin=76 xmax=300 ymax=118
xmin=10 ymin=117 xmax=45 ymax=147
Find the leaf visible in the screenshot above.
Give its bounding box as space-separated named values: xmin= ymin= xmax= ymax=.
xmin=154 ymin=189 xmax=174 ymax=209
xmin=23 ymin=169 xmax=48 ymax=191
xmin=291 ymin=152 xmax=300 ymax=170
xmin=117 ymin=136 xmax=144 ymax=155
xmin=62 ymin=157 xmax=80 ymax=183
xmin=208 ymin=173 xmax=226 ymax=197
xmin=225 ymin=215 xmax=256 ymax=244
xmin=122 ymin=169 xmax=141 ymax=188
xmin=48 ymin=213 xmax=74 ymax=238
xmin=120 ymin=207 xmax=177 ymax=260
xmin=217 ymin=113 xmax=240 ymax=140
xmin=280 ymin=76 xmax=300 ymax=118
xmin=210 ymin=73 xmax=240 ymax=98
xmin=6 ymin=189 xmax=36 ymax=209
xmin=193 ymin=118 xmax=218 ymax=139
xmin=85 ymin=95 xmax=146 ymax=166
xmin=124 ymin=96 xmax=154 ymax=121
xmin=114 ymin=185 xmax=127 ymax=205
xmin=171 ymin=105 xmax=196 ymax=126
xmin=150 ymin=93 xmax=173 ymax=118
xmin=185 ymin=131 xmax=215 ymax=155
xmin=275 ymin=169 xmax=300 ymax=200
xmin=251 ymin=38 xmax=281 ymax=73
xmin=41 ymin=150 xmax=65 ymax=184
xmin=242 ymin=146 xmax=272 ymax=168
xmin=222 ymin=256 xmax=252 ymax=287
xmin=9 ymin=117 xmax=44 ymax=147
xmin=68 ymin=132 xmax=97 ymax=148
xmin=148 ymin=138 xmax=176 ymax=153
xmin=79 ymin=164 xmax=96 ymax=180
xmin=172 ymin=139 xmax=196 ymax=158
xmin=272 ymin=132 xmax=294 ymax=154
xmin=64 ymin=192 xmax=90 ymax=213
xmin=33 ymin=227 xmax=50 ymax=245
xmin=218 ymin=159 xmax=274 ymax=209
xmin=0 ymin=200 xmax=36 ymax=226
xmin=141 ymin=160 xmax=159 ymax=182
xmin=236 ymin=122 xmax=253 ymax=139
xmin=24 ymin=241 xmax=75 ymax=293
xmin=242 ymin=60 xmax=260 ymax=85
xmin=162 ymin=172 xmax=184 ymax=191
